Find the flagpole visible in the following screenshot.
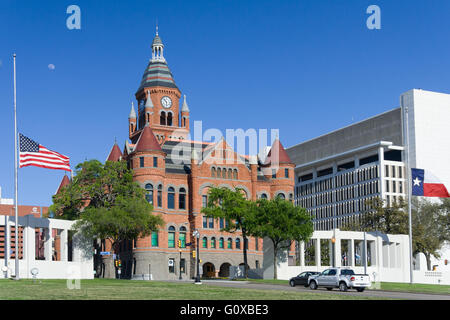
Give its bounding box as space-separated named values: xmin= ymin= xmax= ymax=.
xmin=13 ymin=53 xmax=20 ymax=280
xmin=404 ymin=100 xmax=413 ymax=284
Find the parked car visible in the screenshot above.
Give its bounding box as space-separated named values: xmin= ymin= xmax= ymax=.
xmin=308 ymin=268 xmax=371 ymax=292
xmin=289 ymin=271 xmax=320 ymax=287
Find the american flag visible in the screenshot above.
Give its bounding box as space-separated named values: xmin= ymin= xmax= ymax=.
xmin=19 ymin=134 xmax=71 ymax=171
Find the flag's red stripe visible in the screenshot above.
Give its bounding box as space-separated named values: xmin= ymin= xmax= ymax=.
xmin=19 ymin=160 xmax=71 ymax=169
xmin=20 ymin=153 xmax=70 ymax=164
xmin=20 ymin=159 xmax=70 ymax=167
xmin=20 ymin=163 xmax=71 ymax=172
xmin=423 ymin=183 xmax=450 ymax=198
xmin=38 ymin=146 xmax=69 ymax=160
xmin=19 ymin=155 xmax=70 ymax=164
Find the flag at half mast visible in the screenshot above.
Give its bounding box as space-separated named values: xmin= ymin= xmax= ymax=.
xmin=19 ymin=133 xmax=71 ymax=171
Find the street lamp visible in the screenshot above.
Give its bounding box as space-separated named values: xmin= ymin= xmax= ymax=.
xmin=179 ymin=249 xmax=182 ymax=280
xmin=192 ymin=229 xmax=201 ymax=284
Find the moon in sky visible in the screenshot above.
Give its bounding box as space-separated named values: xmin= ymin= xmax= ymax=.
xmin=48 ymin=64 xmax=55 ymax=70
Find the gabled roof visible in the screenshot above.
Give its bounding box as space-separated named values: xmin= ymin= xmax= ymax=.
xmin=56 ymin=175 xmax=70 ymax=194
xmin=134 ymin=125 xmax=162 ymax=153
xmin=199 ymin=137 xmax=247 ymax=166
xmin=264 ymin=139 xmax=292 ymax=165
xmin=106 ymin=143 xmax=123 ymax=162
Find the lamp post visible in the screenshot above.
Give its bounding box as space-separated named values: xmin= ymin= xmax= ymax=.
xmin=179 ymin=249 xmax=182 ymax=280
xmin=193 ymin=230 xmax=201 ymax=284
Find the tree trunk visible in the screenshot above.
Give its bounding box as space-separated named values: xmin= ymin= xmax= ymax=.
xmin=426 ymin=253 xmax=432 ymax=271
xmin=243 ymin=235 xmax=248 ymax=278
xmin=272 ymin=240 xmax=278 ymax=280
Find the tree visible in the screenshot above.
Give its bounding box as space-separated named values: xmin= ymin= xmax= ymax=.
xmin=253 ymin=197 xmax=313 ymax=279
xmin=49 ymin=159 xmax=164 ymax=275
xmin=201 ymin=187 xmax=257 ymax=278
xmin=341 ymin=197 xmax=408 ymax=234
xmin=412 ymin=198 xmax=450 ymax=270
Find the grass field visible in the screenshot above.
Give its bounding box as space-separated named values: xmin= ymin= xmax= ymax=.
xmin=0 ymin=279 xmax=384 ymax=300
xmin=241 ymin=279 xmax=450 ymax=295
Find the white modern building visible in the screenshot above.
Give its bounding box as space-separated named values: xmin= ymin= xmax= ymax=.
xmin=286 ymin=89 xmax=450 ymax=231
xmin=1 ymin=214 xmax=93 ymax=279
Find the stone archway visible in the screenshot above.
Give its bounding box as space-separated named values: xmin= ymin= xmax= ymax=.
xmin=218 ymin=263 xmax=231 ymax=277
xmin=202 ymin=262 xmax=216 ymax=278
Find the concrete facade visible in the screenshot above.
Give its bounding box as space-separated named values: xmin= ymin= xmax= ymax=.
xmin=287 ymin=89 xmax=450 ymax=231
xmin=1 ymin=214 xmax=93 ymax=279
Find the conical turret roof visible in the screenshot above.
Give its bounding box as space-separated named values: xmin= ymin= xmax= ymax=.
xmin=107 ymin=143 xmax=123 ymax=162
xmin=264 ymin=139 xmax=292 ymax=165
xmin=134 ymin=125 xmax=162 ymax=152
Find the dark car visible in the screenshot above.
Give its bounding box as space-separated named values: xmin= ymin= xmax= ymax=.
xmin=289 ymin=271 xmax=320 ymax=287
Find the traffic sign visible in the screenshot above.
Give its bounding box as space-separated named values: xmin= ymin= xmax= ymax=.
xmin=185 ymin=242 xmax=192 ymax=246
xmin=100 ymin=251 xmax=110 ymax=256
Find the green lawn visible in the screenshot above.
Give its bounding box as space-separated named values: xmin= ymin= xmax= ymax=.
xmin=242 ymin=279 xmax=450 ymax=295
xmin=378 ymin=282 xmax=450 ymax=295
xmin=0 ymin=278 xmax=384 ymax=300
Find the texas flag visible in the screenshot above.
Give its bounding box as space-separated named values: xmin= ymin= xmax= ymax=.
xmin=411 ymin=168 xmax=450 ymax=198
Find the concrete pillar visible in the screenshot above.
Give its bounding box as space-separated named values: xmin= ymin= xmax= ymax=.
xmin=4 ymin=216 xmax=11 ymax=278
xmin=44 ymin=228 xmax=52 ymax=261
xmin=61 ymin=229 xmax=68 ymax=262
xmin=379 ymin=146 xmax=385 ymax=201
xmin=334 ymin=232 xmax=341 ymax=268
xmin=315 ymin=238 xmax=321 ymax=267
xmin=25 ymin=216 xmax=35 ymax=261
xmin=299 ymin=241 xmax=305 ymax=267
xmin=350 ymin=239 xmax=355 ymax=267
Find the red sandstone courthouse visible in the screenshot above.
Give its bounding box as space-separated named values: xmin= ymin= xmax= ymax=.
xmin=93 ymin=30 xmax=295 ymax=280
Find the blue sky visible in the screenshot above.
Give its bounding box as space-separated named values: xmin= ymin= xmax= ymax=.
xmin=0 ymin=0 xmax=449 ymax=206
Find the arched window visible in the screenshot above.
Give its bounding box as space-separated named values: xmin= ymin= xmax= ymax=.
xmin=227 ymin=238 xmax=232 ymax=249
xmin=260 ymin=193 xmax=268 ymax=199
xmin=236 ymin=238 xmax=241 ymax=249
xmin=179 ymin=226 xmax=186 ymax=248
xmin=179 ymin=188 xmax=186 ymax=210
xmin=289 ymin=193 xmax=293 ymax=202
xmin=145 ymin=183 xmax=153 ymax=204
xmin=219 ymin=237 xmax=224 ymax=249
xmin=277 ymin=193 xmax=286 ymax=200
xmin=168 ymin=226 xmax=175 ymax=248
xmin=228 ymin=169 xmax=232 ymax=179
xmin=233 ymin=169 xmax=238 ymax=179
xmin=168 ymin=187 xmax=175 ymax=209
xmin=182 ymin=117 xmax=186 ymax=127
xmin=151 ymin=231 xmax=158 ymax=247
xmin=217 ymin=168 xmax=222 ymax=178
xmin=160 ymin=111 xmax=166 ymax=125
xmin=211 ymin=167 xmax=216 ymax=178
xmin=222 ymin=168 xmax=226 ymax=179
xmin=157 ymin=184 xmax=162 ymax=207
xmin=211 ymin=237 xmax=216 ymax=248
xmin=167 ymin=112 xmax=173 ymax=126
xmin=202 ymin=237 xmax=208 ymax=248
xmin=146 ymin=112 xmax=150 ymax=123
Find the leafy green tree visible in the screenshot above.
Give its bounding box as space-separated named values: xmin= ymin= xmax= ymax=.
xmin=412 ymin=198 xmax=450 ymax=270
xmin=253 ymin=197 xmax=313 ymax=279
xmin=201 ymin=187 xmax=257 ymax=278
xmin=49 ymin=159 xmax=164 ymax=274
xmin=341 ymin=197 xmax=408 ymax=234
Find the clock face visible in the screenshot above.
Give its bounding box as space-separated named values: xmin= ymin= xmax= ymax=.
xmin=161 ymin=96 xmax=172 ymax=109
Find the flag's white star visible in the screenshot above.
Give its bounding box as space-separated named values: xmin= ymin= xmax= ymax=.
xmin=413 ymin=177 xmax=422 ymax=186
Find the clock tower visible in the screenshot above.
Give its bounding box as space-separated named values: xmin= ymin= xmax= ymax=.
xmin=130 ymin=27 xmax=189 ymax=144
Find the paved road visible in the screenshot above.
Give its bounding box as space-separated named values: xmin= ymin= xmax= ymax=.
xmin=190 ymin=280 xmax=450 ymax=300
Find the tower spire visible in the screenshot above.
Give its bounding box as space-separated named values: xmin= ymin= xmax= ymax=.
xmin=151 ymin=24 xmax=165 ymax=62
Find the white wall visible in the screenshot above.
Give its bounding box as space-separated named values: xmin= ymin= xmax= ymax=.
xmin=1 ymin=215 xmax=93 ymax=279
xmin=263 ymin=229 xmax=412 ymax=283
xmin=402 ymin=89 xmax=450 ymax=189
